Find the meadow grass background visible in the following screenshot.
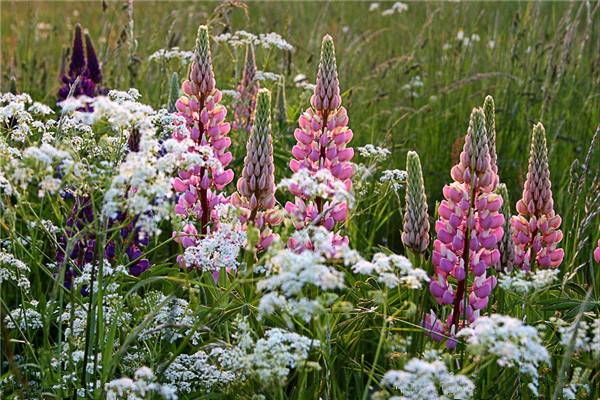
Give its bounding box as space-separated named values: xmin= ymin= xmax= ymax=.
xmin=1 ymin=1 xmax=599 ymax=398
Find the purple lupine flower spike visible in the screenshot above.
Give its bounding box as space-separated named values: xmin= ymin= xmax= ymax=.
xmin=233 ymin=43 xmax=259 ymax=133
xmin=84 ymin=31 xmax=102 ymax=84
xmin=426 ymin=107 xmax=504 ymax=349
xmin=286 ymin=35 xmax=353 ymax=252
xmin=58 ymin=24 xmax=105 ymax=103
xmin=68 ymin=23 xmax=85 ymax=78
xmin=172 ymin=25 xmax=234 ymax=267
xmin=511 ymin=123 xmax=563 ymax=270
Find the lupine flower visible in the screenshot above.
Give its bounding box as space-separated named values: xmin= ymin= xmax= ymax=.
xmin=402 ymin=151 xmax=430 ymax=254
xmin=230 ymin=89 xmax=282 ymax=251
xmin=286 ymin=35 xmax=353 ymax=251
xmin=172 ymin=25 xmax=234 ymax=265
xmin=483 ymin=95 xmax=498 ymax=188
xmin=233 ymin=44 xmax=259 ymax=133
xmin=57 ymin=196 xmax=151 ymax=288
xmin=426 ymin=108 xmax=504 ymax=348
xmin=58 ymin=24 xmax=105 ymax=102
xmin=511 ymin=123 xmax=564 ymax=270
xmin=495 ymin=183 xmax=515 ymax=272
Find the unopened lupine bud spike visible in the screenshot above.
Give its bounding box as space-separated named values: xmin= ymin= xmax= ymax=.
xmin=402 ymin=151 xmax=430 ymax=254
xmin=69 ymin=23 xmax=85 ymax=77
xmin=511 ymin=122 xmax=563 ymax=271
xmin=84 ymin=31 xmax=102 ymax=84
xmin=167 ymin=72 xmax=180 ymax=113
xmin=311 ymin=34 xmax=341 ymax=112
xmin=483 ymin=95 xmax=498 ymax=184
xmin=191 ymin=25 xmax=215 ymax=97
xmin=495 ymin=183 xmax=515 ymax=272
xmin=234 ymin=89 xmax=279 ymax=250
xmin=451 ymin=107 xmax=494 ymax=189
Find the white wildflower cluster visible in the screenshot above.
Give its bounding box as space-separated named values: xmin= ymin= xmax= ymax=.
xmin=0 ymin=93 xmax=36 ymax=142
xmin=16 ymin=143 xmax=81 ymax=197
xmin=139 ymin=291 xmax=202 ymax=344
xmin=257 ymin=227 xmax=348 ymax=322
xmin=102 ymin=129 xmax=184 ymax=236
xmin=256 ymin=71 xmax=281 ymax=82
xmin=183 ymin=219 xmax=247 ymax=273
xmin=279 ymin=168 xmax=354 ymax=208
xmin=351 ymin=252 xmax=429 ymax=289
xmin=214 ymin=31 xmax=294 ymax=52
xmin=498 ymin=268 xmax=559 ymax=295
xmin=0 ymin=250 xmax=31 ymax=291
xmin=381 ymin=2 xmax=408 ymax=16
xmin=164 ymin=318 xmax=317 ymax=394
xmin=105 ymin=366 xmax=177 ymax=400
xmin=552 ymin=315 xmax=600 ymax=359
xmin=148 ymin=47 xmax=194 ymax=63
xmin=379 ymin=352 xmax=474 ymax=400
xmin=163 ymin=351 xmax=238 ymax=394
xmin=61 ymin=89 xmax=155 ymax=133
xmin=380 ymin=169 xmax=407 ymax=190
xmin=357 ymin=144 xmax=391 ymax=160
xmin=457 ymin=314 xmax=550 ymax=396
xmin=4 ymin=300 xmax=43 ymax=331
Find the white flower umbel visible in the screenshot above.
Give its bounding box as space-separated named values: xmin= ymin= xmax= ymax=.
xmin=148 ymin=47 xmax=194 ymax=63
xmin=139 ymin=292 xmax=202 ymax=345
xmin=552 ymin=315 xmax=600 ymax=359
xmin=380 ymin=353 xmax=474 ymax=399
xmin=457 ymin=314 xmax=550 ymax=396
xmin=380 ymin=169 xmax=407 ymax=191
xmin=357 ymin=144 xmax=391 ymax=160
xmin=498 ymin=269 xmax=559 ymax=295
xmin=182 ymin=222 xmax=247 ymax=273
xmin=350 ymin=252 xmax=429 ymax=289
xmin=279 ymin=168 xmax=354 ymax=208
xmin=214 ymin=31 xmax=294 ymax=52
xmin=163 ymin=318 xmax=317 ymax=394
xmin=256 ymin=227 xmax=347 ymax=322
xmin=0 ymin=250 xmax=31 ymax=291
xmin=4 ymin=300 xmax=43 ymax=330
xmin=105 ymin=366 xmax=177 ymax=400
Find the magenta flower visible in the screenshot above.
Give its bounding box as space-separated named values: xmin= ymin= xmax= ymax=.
xmin=233 ymin=44 xmax=259 ymax=133
xmin=285 ymin=35 xmax=353 ymax=250
xmin=171 ymin=25 xmax=234 ymax=264
xmin=594 ymin=239 xmax=600 ymax=264
xmin=230 ymin=89 xmax=282 ymax=251
xmin=511 ymin=123 xmax=564 ymax=270
xmin=426 ymin=107 xmax=504 ymax=348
